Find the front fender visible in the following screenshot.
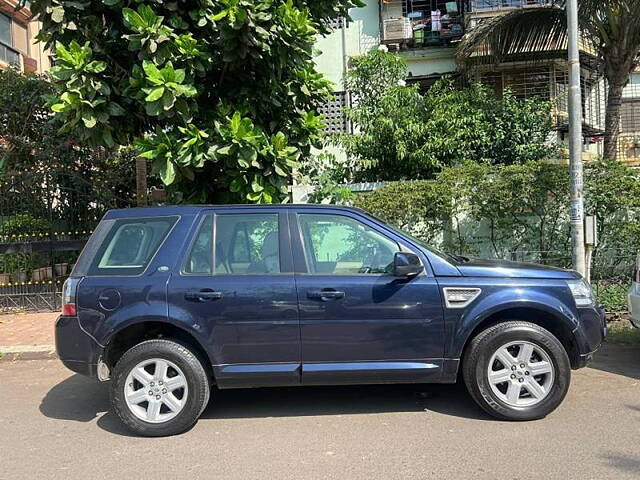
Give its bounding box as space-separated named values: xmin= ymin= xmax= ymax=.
xmin=445 ymin=284 xmax=579 ymax=359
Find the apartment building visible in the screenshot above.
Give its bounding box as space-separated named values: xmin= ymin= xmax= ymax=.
xmin=314 ymin=0 xmax=640 ymax=164
xmin=0 ymin=0 xmax=49 ymax=74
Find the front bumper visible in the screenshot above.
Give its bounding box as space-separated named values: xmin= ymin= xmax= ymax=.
xmin=55 ymin=315 xmax=104 ymax=378
xmin=572 ymin=305 xmax=606 ymax=369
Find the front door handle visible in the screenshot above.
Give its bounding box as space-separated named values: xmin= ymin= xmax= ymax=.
xmin=307 ymin=289 xmax=345 ymax=301
xmin=185 ymin=289 xmax=223 ymax=302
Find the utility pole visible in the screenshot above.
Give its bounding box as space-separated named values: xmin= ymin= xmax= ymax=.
xmin=566 ymin=0 xmax=586 ymax=277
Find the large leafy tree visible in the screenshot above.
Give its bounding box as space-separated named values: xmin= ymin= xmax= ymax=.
xmin=29 ymin=0 xmax=363 ymax=203
xmin=338 ymin=49 xmax=554 ymax=182
xmin=456 ymin=1 xmax=640 ymax=161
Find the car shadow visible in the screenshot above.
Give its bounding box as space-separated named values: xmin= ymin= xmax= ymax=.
xmin=40 ymin=375 xmax=491 ymax=436
xmin=588 ymin=342 xmax=640 ymax=380
xmin=200 ymin=382 xmax=491 ymax=421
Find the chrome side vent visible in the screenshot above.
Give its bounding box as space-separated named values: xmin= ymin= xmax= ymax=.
xmin=443 ymin=288 xmax=481 ymax=309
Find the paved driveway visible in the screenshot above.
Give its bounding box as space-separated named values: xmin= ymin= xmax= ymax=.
xmin=1 ymin=343 xmax=639 ymax=480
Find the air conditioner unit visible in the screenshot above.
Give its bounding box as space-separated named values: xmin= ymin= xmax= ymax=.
xmin=383 ymin=17 xmax=412 ymax=43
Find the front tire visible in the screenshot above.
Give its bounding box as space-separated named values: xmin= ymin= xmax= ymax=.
xmin=111 ymin=339 xmax=210 ymax=437
xmin=462 ymin=321 xmax=571 ymax=421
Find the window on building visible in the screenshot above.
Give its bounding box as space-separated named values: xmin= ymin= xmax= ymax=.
xmin=620 ymin=100 xmax=640 ymax=134
xmin=0 ymin=13 xmax=23 ymax=66
xmin=482 ymin=68 xmax=551 ymax=101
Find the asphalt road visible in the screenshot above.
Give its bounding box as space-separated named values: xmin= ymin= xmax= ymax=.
xmin=2 ymin=344 xmax=640 ymax=480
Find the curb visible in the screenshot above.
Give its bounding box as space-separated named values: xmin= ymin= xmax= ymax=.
xmin=0 ymin=345 xmax=57 ymax=362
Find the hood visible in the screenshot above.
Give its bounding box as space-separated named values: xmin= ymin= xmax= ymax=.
xmin=455 ymin=258 xmax=580 ymax=279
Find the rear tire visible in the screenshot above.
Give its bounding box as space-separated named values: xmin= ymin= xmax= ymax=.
xmin=462 ymin=321 xmax=570 ymax=421
xmin=111 ymin=339 xmax=210 ymax=437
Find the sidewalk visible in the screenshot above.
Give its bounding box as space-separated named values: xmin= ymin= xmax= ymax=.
xmin=0 ymin=312 xmax=57 ymax=361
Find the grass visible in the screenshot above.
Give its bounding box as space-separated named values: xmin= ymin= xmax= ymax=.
xmin=606 ymin=318 xmax=640 ymax=344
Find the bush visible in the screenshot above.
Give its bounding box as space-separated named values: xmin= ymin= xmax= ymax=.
xmin=593 ymin=280 xmax=630 ymax=313
xmin=353 ymin=158 xmax=640 ymax=281
xmin=0 ymin=215 xmax=51 ymax=236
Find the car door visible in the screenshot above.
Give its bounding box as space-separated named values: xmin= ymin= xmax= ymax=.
xmin=167 ymin=209 xmax=300 ymax=388
xmin=290 ymin=209 xmax=444 ymax=385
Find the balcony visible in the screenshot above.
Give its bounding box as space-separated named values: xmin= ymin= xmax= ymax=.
xmin=470 ymin=0 xmax=554 ymax=12
xmin=380 ymin=1 xmax=465 ymax=51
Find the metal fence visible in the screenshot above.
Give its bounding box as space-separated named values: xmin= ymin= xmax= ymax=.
xmin=0 ymin=154 xmax=136 ymax=313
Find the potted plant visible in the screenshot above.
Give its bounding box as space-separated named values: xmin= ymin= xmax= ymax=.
xmin=54 ymin=263 xmax=67 ymax=276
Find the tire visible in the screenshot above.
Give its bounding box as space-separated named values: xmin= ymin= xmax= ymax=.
xmin=462 ymin=321 xmax=571 ymax=421
xmin=110 ymin=339 xmax=210 ymax=437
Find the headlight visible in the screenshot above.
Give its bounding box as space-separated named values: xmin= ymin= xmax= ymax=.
xmin=566 ymin=279 xmax=594 ymax=307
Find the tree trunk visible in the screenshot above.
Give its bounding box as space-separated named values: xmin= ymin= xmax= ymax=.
xmin=603 ymin=80 xmax=626 ymax=161
xmin=136 ymin=156 xmax=148 ymax=206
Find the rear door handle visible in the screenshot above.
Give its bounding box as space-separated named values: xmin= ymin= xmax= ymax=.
xmin=185 ymin=289 xmax=223 ymax=302
xmin=307 ymin=289 xmax=345 ymax=301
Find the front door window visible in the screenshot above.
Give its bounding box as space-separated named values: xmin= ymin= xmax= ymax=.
xmin=298 ymin=214 xmax=398 ymax=275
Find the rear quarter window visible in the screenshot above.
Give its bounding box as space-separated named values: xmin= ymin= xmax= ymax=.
xmin=73 ymin=216 xmax=178 ymax=276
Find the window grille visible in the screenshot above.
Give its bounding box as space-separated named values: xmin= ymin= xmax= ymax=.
xmin=318 ymin=91 xmax=350 ymax=134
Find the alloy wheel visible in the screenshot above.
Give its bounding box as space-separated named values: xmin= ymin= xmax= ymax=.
xmin=487 ymin=341 xmax=555 ymax=407
xmin=124 ymin=358 xmax=189 ymax=423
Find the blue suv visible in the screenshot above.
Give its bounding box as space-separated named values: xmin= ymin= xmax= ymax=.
xmin=55 ymin=205 xmax=606 ymax=436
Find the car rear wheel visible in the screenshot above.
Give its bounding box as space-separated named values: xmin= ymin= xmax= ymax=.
xmin=111 ymin=339 xmax=210 ymax=436
xmin=462 ymin=321 xmax=570 ymax=421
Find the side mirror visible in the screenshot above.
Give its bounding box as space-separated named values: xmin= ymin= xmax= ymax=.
xmin=393 ymin=252 xmax=424 ymax=278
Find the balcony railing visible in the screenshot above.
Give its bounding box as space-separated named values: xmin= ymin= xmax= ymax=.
xmin=470 ymin=0 xmax=555 ymax=12
xmin=380 ymin=1 xmax=465 ymax=49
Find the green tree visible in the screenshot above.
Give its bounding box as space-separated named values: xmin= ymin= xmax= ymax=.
xmin=0 ymin=68 xmax=138 ymax=230
xmin=456 ymin=1 xmax=640 ymax=161
xmin=30 ymin=0 xmax=363 ymax=204
xmin=338 ymin=50 xmax=555 ymax=182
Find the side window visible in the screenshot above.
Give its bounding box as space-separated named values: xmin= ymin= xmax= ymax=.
xmin=87 ymin=216 xmax=177 ymax=276
xmin=184 ymin=216 xmax=213 ymax=274
xmin=298 ymin=214 xmax=398 ymax=275
xmin=216 ymin=214 xmax=280 ymax=274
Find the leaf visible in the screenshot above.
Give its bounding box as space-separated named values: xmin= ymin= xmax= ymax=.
xmin=239 ymin=145 xmax=257 ymax=165
xmin=145 ymin=87 xmax=165 ymax=102
xmin=82 ymin=113 xmax=97 ymax=128
xmin=142 ymin=61 xmax=162 ymax=82
xmin=230 ymin=178 xmax=244 ymax=193
xmin=107 ymin=102 xmax=125 ymax=116
xmin=51 ymin=6 xmax=65 ymax=23
xmin=158 ymin=159 xmax=176 ymax=185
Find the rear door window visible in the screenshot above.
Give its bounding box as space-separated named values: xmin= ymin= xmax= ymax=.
xmin=75 ymin=216 xmax=177 ymax=276
xmin=215 ymin=214 xmax=280 ymax=274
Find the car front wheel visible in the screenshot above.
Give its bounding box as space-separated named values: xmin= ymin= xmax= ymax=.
xmin=463 ymin=321 xmax=571 ymax=421
xmin=111 ymin=339 xmax=210 ymax=437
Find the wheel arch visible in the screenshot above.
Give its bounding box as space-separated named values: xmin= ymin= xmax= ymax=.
xmin=456 ymin=306 xmax=581 ymax=369
xmin=104 ymin=320 xmax=214 ymax=381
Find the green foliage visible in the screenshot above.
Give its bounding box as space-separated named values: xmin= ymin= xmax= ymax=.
xmin=354 ymin=161 xmax=569 ymax=258
xmin=338 ymin=49 xmax=555 ymax=182
xmin=32 ymin=0 xmax=364 ymax=203
xmin=354 ymin=159 xmax=640 ymax=279
xmin=0 ymin=215 xmax=51 ymax=236
xmin=297 ymin=151 xmax=354 ymax=204
xmin=593 ymin=280 xmax=630 ymax=313
xmin=0 ymin=69 xmax=139 ymax=232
